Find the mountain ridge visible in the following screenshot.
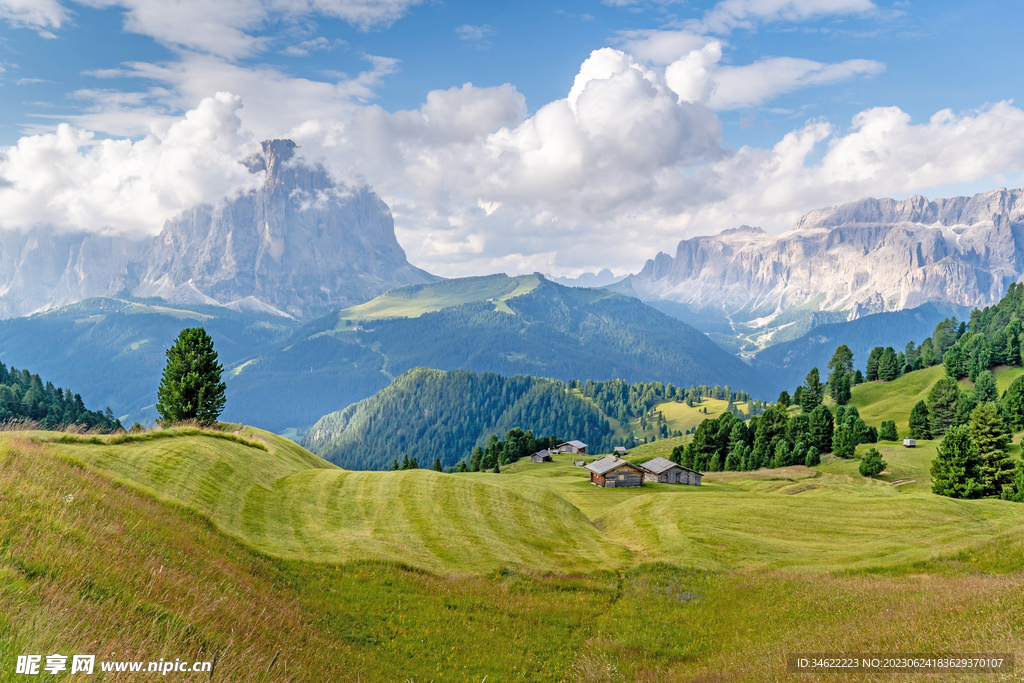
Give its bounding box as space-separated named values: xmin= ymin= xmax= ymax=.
xmin=612 ymin=187 xmax=1024 ymax=350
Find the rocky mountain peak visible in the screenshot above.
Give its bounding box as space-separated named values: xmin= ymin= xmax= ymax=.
xmin=0 ymin=139 xmax=436 ymax=319
xmin=612 ymin=186 xmax=1024 ymax=349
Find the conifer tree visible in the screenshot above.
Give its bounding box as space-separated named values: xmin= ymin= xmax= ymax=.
xmin=804 ymin=445 xmax=820 ymax=467
xmin=878 ymin=347 xmax=900 ymax=381
xmin=827 ymin=345 xmax=854 ymax=400
xmin=800 ymin=368 xmax=824 ymax=412
xmin=156 ymin=327 xmax=226 ymax=426
xmin=931 ymin=425 xmax=982 ymax=498
xmin=807 ymin=404 xmax=834 ymax=453
xmin=391 ymin=458 xmax=399 ymax=471
xmin=879 ymin=420 xmax=898 ymax=441
xmin=973 ymin=370 xmax=998 ymax=404
xmin=777 ymin=390 xmax=790 ymax=407
xmin=908 ymin=400 xmax=932 ymax=439
xmin=492 ymin=461 xmax=500 ymax=474
xmin=1002 ymin=376 xmax=1024 ymax=431
xmin=457 ymin=460 xmax=468 ymax=473
xmin=725 ymin=441 xmax=743 ymax=471
xmin=927 ymin=377 xmax=960 ymax=436
xmin=433 ymin=457 xmax=443 ymax=472
xmin=968 ymin=402 xmax=1014 ymax=497
xmin=1002 ymin=462 xmax=1024 ymax=502
xmin=832 ymin=422 xmax=855 ymax=458
xmin=865 ymin=347 xmax=883 ymax=381
xmin=858 ymin=447 xmax=886 ymax=478
xmin=772 ymin=439 xmax=790 ymax=469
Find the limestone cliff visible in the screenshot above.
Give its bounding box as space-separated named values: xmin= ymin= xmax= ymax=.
xmin=612 ymin=188 xmax=1024 ymax=346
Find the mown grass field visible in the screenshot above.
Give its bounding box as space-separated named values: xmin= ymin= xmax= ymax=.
xmin=3 ymin=361 xmax=1024 ymax=681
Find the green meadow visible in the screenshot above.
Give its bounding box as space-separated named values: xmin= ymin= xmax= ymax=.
xmin=2 ymin=364 xmax=1024 ymax=680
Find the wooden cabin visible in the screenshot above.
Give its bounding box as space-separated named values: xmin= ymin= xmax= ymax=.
xmin=573 ymin=460 xmax=585 ymax=467
xmin=613 ymin=446 xmax=627 ymax=455
xmin=557 ymin=440 xmax=588 ymax=455
xmin=584 ymin=456 xmax=644 ymax=487
xmin=530 ymin=449 xmax=553 ymax=463
xmin=640 ymin=456 xmax=702 ymax=485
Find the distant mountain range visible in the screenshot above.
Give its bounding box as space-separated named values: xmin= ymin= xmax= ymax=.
xmin=611 ymin=188 xmax=1024 ymax=351
xmin=0 ymin=275 xmax=768 ymax=431
xmin=0 ymin=139 xmax=435 ymax=320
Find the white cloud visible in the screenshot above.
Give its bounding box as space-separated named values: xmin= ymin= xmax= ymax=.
xmin=613 ymin=29 xmax=716 ymax=65
xmin=0 ymin=0 xmax=68 ymax=35
xmin=0 ymin=92 xmax=260 ymax=236
xmin=693 ymin=0 xmax=877 ymax=33
xmin=455 ymin=24 xmax=494 ymax=42
xmin=664 ymin=42 xmax=883 ymax=110
xmin=2 ymin=0 xmax=421 ymax=58
xmin=281 ymin=36 xmax=344 ymax=56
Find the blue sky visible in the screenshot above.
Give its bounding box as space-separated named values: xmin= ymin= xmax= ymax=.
xmin=1 ymin=0 xmax=1023 ymax=277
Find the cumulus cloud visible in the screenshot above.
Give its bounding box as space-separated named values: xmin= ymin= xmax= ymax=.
xmin=664 ymin=42 xmax=884 ymax=110
xmin=613 ymin=29 xmax=716 ymax=65
xmin=0 ymin=92 xmax=260 ymax=236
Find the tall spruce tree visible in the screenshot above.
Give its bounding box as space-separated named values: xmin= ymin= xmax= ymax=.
xmin=800 ymin=368 xmax=824 ymax=412
xmin=807 ymin=404 xmax=834 ymax=453
xmin=927 ymin=377 xmax=960 ymax=436
xmin=968 ymin=402 xmax=1015 ymax=497
xmin=1003 ymin=376 xmax=1024 ymax=431
xmin=827 ymin=345 xmax=854 ymax=399
xmin=878 ymin=347 xmax=900 ymax=381
xmin=931 ymin=425 xmax=982 ymax=498
xmin=908 ymin=400 xmax=932 ymax=439
xmin=865 ymin=347 xmax=883 ymax=381
xmin=156 ymin=327 xmax=226 ymax=426
xmin=973 ymin=370 xmax=998 ymax=403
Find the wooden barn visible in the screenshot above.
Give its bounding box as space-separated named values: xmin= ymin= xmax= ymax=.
xmin=584 ymin=455 xmax=644 ymax=488
xmin=640 ymin=457 xmax=702 ymax=485
xmin=557 ymin=440 xmax=588 ymax=455
xmin=613 ymin=446 xmax=628 ymax=455
xmin=530 ymin=449 xmax=553 ymax=463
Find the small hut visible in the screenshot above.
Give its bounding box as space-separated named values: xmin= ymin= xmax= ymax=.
xmin=613 ymin=446 xmax=628 ymax=455
xmin=903 ymin=439 xmax=916 ymax=448
xmin=584 ymin=456 xmax=644 ymax=487
xmin=557 ymin=440 xmax=588 ymax=455
xmin=639 ymin=457 xmax=702 ymax=485
xmin=530 ymin=449 xmax=553 ymax=463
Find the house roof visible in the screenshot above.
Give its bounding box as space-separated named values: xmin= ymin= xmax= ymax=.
xmin=641 ymin=456 xmax=700 ymax=475
xmin=613 ymin=446 xmax=627 ymax=453
xmin=531 ymin=449 xmax=551 ymax=457
xmin=585 ymin=455 xmax=643 ymax=475
xmin=558 ymin=440 xmax=587 ymax=449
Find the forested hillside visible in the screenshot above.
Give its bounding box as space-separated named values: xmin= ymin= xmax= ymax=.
xmin=0 ymin=361 xmax=120 ymax=431
xmin=301 ymin=368 xmax=616 ymax=470
xmin=754 ymin=303 xmax=961 ymax=394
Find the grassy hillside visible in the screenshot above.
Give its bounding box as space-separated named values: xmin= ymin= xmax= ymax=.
xmin=335 ymin=273 xmax=541 ymax=323
xmin=41 ymin=426 xmax=630 ymax=575
xmin=4 ymin=423 xmax=1024 ymax=680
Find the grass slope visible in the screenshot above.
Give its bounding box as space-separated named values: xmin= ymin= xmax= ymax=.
xmin=4 ymin=418 xmax=1024 ymax=680
xmin=335 ymin=274 xmax=541 ymax=324
xmin=6 ymin=438 xmax=1024 ymax=682
xmin=41 ymin=426 xmax=630 ymax=575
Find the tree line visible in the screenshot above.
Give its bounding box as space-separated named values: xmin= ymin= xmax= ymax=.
xmin=0 ymin=362 xmax=121 ymax=432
